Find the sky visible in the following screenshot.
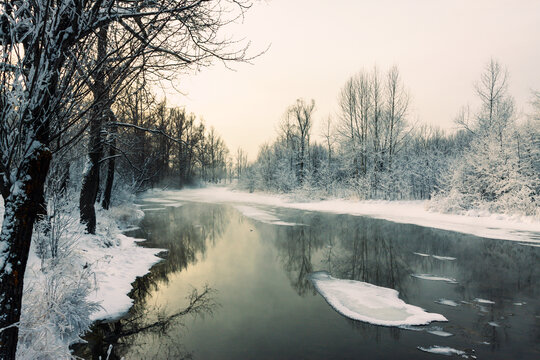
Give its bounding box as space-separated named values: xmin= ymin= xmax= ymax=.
xmin=163 ymin=0 xmax=540 ymax=161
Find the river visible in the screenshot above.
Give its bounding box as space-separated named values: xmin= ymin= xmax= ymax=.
xmin=74 ymin=194 xmax=540 ymax=359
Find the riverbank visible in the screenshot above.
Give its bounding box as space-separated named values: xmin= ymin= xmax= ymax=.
xmin=143 ymin=185 xmax=540 ymax=243
xmin=0 ymin=199 xmax=163 ymax=358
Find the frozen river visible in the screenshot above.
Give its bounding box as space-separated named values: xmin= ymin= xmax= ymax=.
xmin=75 ymin=193 xmax=540 ymax=359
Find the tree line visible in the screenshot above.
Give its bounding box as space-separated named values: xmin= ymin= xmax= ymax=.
xmin=241 ymin=61 xmax=539 ymax=217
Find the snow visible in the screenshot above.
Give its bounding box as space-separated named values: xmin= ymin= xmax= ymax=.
xmin=411 ymin=274 xmax=458 ymax=284
xmin=0 ymin=198 xmax=164 ymax=322
xmin=435 ymin=299 xmax=460 ymax=307
xmin=308 ymin=271 xmax=447 ymax=326
xmin=85 ymin=233 xmax=164 ymax=320
xmin=142 ymin=186 xmax=540 ymax=243
xmin=417 ymin=346 xmax=466 ymax=356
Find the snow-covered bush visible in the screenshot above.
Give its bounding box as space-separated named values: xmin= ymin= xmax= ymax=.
xmin=17 ymin=264 xmax=100 ymax=360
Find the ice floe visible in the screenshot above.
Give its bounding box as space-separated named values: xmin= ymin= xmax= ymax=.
xmin=417 ymin=346 xmax=466 ymax=356
xmin=427 ymin=329 xmax=453 ymax=337
xmin=518 ymin=242 xmax=540 ymax=248
xmin=474 ymin=298 xmax=495 ymax=304
xmin=435 ymin=299 xmax=459 ymax=307
xmin=488 ymin=321 xmax=500 ymax=327
xmin=432 ymin=255 xmax=456 ymax=261
xmin=414 ymin=252 xmax=430 ymax=257
xmin=411 ymin=274 xmax=458 ymax=284
xmin=309 ymin=271 xmax=447 ymax=326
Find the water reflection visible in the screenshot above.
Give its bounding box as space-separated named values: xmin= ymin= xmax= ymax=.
xmin=75 ymin=201 xmax=540 ymax=359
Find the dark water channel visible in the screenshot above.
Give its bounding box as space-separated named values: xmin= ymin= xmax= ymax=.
xmin=75 ymin=199 xmax=540 ymax=359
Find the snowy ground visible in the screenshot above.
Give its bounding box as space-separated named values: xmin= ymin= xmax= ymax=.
xmin=142 ymin=186 xmax=540 ymax=243
xmin=0 ymin=199 xmax=163 ymax=322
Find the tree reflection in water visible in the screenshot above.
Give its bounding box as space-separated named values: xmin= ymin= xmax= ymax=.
xmin=74 ymin=202 xmax=539 ymax=359
xmin=74 ymin=203 xmax=228 ymax=359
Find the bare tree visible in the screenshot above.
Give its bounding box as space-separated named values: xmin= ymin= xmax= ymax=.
xmin=288 ymin=98 xmax=315 ymax=184
xmin=0 ymin=0 xmax=253 ymax=355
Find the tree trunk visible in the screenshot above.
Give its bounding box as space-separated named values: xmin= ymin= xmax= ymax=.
xmin=0 ymin=147 xmax=51 ymax=359
xmin=80 ymin=25 xmax=108 ymax=234
xmin=102 ymin=115 xmax=117 ymax=210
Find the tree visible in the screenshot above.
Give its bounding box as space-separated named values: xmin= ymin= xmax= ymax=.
xmin=287 ymin=98 xmax=315 ymax=184
xmin=0 ymin=0 xmax=252 ymax=355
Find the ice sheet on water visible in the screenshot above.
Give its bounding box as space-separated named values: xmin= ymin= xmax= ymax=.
xmin=309 ymin=271 xmax=447 ymax=326
xmin=417 ymin=346 xmax=466 ymax=356
xmin=427 ymin=329 xmax=453 ymax=337
xmin=234 ymin=205 xmax=298 ymax=226
xmin=435 ymin=299 xmax=459 ymax=307
xmin=165 ymin=202 xmax=184 ymax=207
xmin=432 ymin=255 xmax=456 ymax=261
xmin=474 ymin=298 xmax=495 ymax=304
xmin=140 ymin=197 xmax=177 ymax=203
xmin=518 ymin=242 xmax=540 ymax=248
xmin=411 ymin=274 xmax=458 ymax=284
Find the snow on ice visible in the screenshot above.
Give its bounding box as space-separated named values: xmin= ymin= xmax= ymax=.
xmin=411 ymin=274 xmax=458 ymax=284
xmin=474 ymin=298 xmax=495 ymax=304
xmin=435 ymin=299 xmax=460 ymax=307
xmin=432 ymin=255 xmax=456 ymax=261
xmin=308 ymin=271 xmax=447 ymax=326
xmin=417 ymin=346 xmax=466 ymax=356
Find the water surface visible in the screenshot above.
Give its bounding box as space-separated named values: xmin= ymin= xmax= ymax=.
xmin=76 ymin=197 xmax=540 ymax=359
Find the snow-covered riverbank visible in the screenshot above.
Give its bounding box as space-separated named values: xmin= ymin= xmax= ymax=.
xmin=143 ymin=186 xmax=540 ymax=243
xmin=0 ymin=199 xmax=163 ymax=357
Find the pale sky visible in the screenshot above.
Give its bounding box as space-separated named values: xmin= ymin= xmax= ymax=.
xmin=164 ymin=0 xmax=540 ymax=161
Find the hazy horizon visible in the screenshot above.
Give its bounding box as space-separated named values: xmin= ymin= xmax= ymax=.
xmin=161 ymin=0 xmax=540 ymax=161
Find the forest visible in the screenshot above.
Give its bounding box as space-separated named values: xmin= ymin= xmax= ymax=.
xmin=0 ymin=0 xmax=538 ymax=359
xmin=240 ymin=62 xmax=539 ymax=217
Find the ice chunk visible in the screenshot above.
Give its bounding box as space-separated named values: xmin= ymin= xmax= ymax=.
xmin=488 ymin=321 xmax=500 ymax=327
xmin=309 ymin=271 xmax=447 ymax=326
xmin=411 ymin=274 xmax=458 ymax=284
xmin=513 ymin=302 xmax=526 ymax=306
xmin=518 ymin=242 xmax=540 ymax=248
xmin=474 ymin=298 xmax=495 ymax=304
xmin=432 ymin=255 xmax=456 ymax=261
xmin=427 ymin=329 xmax=453 ymax=337
xmin=417 ymin=346 xmax=465 ymax=356
xmin=414 ymin=252 xmax=430 ymax=257
xmin=435 ymin=299 xmax=459 ymax=307
xmin=141 ymin=207 xmax=166 ymax=211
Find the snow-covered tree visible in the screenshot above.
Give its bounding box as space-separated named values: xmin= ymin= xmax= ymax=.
xmin=0 ymin=1 xmax=252 ymax=356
